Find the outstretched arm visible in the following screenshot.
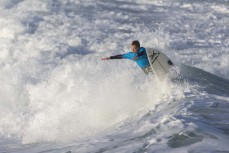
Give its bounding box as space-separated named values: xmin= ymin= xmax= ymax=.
xmin=101 ymin=54 xmax=123 ymax=60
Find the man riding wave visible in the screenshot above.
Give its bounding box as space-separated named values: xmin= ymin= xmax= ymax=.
xmin=101 ymin=40 xmax=152 ymax=74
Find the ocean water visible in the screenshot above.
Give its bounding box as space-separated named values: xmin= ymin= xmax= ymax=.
xmin=0 ymin=0 xmax=229 ymax=152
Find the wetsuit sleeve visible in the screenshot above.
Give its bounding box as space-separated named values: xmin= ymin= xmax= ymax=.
xmin=122 ymin=52 xmax=133 ymax=60
xmin=109 ymin=54 xmax=123 ymax=59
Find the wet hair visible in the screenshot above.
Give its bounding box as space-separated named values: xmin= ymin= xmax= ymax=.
xmin=131 ymin=40 xmax=140 ymax=48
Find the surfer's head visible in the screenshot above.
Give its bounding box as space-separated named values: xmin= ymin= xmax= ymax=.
xmin=131 ymin=40 xmax=140 ymax=53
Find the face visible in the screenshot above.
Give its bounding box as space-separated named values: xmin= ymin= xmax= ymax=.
xmin=131 ymin=45 xmax=139 ymax=54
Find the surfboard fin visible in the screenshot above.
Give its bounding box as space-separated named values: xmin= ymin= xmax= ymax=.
xmin=168 ymin=60 xmax=173 ymax=65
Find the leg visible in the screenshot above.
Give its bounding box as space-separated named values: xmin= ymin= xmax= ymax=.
xmin=142 ymin=66 xmax=153 ymax=75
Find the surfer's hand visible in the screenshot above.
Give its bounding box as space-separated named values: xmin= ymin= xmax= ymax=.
xmin=132 ymin=56 xmax=138 ymax=61
xmin=101 ymin=57 xmax=110 ymax=60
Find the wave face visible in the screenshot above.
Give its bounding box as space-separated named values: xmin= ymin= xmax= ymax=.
xmin=0 ymin=0 xmax=229 ymax=152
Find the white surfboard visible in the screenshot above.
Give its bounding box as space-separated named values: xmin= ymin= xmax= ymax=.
xmin=146 ymin=48 xmax=174 ymax=81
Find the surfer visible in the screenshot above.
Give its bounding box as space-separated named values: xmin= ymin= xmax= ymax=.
xmin=101 ymin=40 xmax=153 ymax=74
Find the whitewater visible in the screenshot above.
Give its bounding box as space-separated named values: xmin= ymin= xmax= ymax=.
xmin=0 ymin=0 xmax=229 ymax=152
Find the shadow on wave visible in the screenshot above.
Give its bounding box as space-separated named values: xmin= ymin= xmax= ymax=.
xmin=178 ymin=64 xmax=229 ymax=96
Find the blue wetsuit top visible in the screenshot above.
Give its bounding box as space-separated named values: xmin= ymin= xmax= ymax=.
xmin=110 ymin=47 xmax=150 ymax=68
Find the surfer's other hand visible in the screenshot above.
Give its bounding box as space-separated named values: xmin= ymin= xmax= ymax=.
xmin=132 ymin=56 xmax=138 ymax=61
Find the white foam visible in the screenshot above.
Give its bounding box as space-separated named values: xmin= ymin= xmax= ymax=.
xmin=211 ymin=5 xmax=229 ymax=14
